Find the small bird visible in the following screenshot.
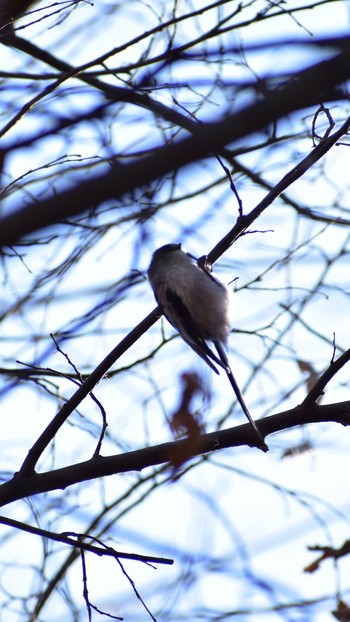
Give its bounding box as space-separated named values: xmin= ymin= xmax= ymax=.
xmin=148 ymin=243 xmax=268 ymax=452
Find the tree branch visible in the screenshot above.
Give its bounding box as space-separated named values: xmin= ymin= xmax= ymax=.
xmin=302 ymin=347 xmax=350 ymax=406
xmin=19 ymin=307 xmax=162 ymax=475
xmin=207 ymin=115 xmax=350 ymax=262
xmin=1 ymin=46 xmax=349 ymax=247
xmin=0 ymin=515 xmax=173 ymax=565
xmin=1 ymin=399 xmax=349 ymax=507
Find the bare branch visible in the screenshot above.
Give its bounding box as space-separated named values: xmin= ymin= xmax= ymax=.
xmin=1 ymin=48 xmax=349 ymax=247
xmin=0 ymin=398 xmax=349 ymax=507
xmin=0 ymin=515 xmax=173 ymax=565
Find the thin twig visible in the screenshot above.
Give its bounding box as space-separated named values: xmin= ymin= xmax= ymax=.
xmin=302 ymin=348 xmax=350 ymax=407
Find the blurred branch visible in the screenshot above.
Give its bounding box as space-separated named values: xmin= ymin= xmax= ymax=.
xmin=207 ymin=115 xmax=350 ymax=263
xmin=0 ymin=0 xmax=38 ymax=33
xmin=0 ymin=47 xmax=349 ymax=247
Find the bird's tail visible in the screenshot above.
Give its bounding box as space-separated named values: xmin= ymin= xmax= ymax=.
xmin=214 ymin=341 xmax=268 ymax=453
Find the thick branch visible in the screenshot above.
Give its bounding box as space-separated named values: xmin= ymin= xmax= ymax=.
xmin=1 ymin=47 xmax=349 ymax=247
xmin=1 ymin=400 xmax=349 ymax=507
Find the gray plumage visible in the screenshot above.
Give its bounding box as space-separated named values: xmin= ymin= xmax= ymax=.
xmin=148 ymin=243 xmax=268 ymax=452
xmin=148 ymin=243 xmax=230 ymax=373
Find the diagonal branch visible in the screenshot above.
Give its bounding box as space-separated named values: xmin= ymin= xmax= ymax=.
xmin=207 ymin=115 xmax=350 ymax=263
xmin=0 ymin=48 xmax=349 ymax=247
xmin=19 ymin=307 xmax=162 ymax=475
xmin=0 ymin=515 xmax=173 ymax=565
xmin=303 ymin=348 xmax=350 ymax=406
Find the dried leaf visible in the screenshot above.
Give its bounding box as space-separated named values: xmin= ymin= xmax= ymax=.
xmin=168 ymin=372 xmax=206 ymax=473
xmin=332 ymin=600 xmax=350 ymax=621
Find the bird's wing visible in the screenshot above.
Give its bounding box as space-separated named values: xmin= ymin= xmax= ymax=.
xmin=163 ymin=286 xmax=227 ymax=374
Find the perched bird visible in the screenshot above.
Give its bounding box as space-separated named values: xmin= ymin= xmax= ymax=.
xmin=148 ymin=243 xmax=268 ymax=452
